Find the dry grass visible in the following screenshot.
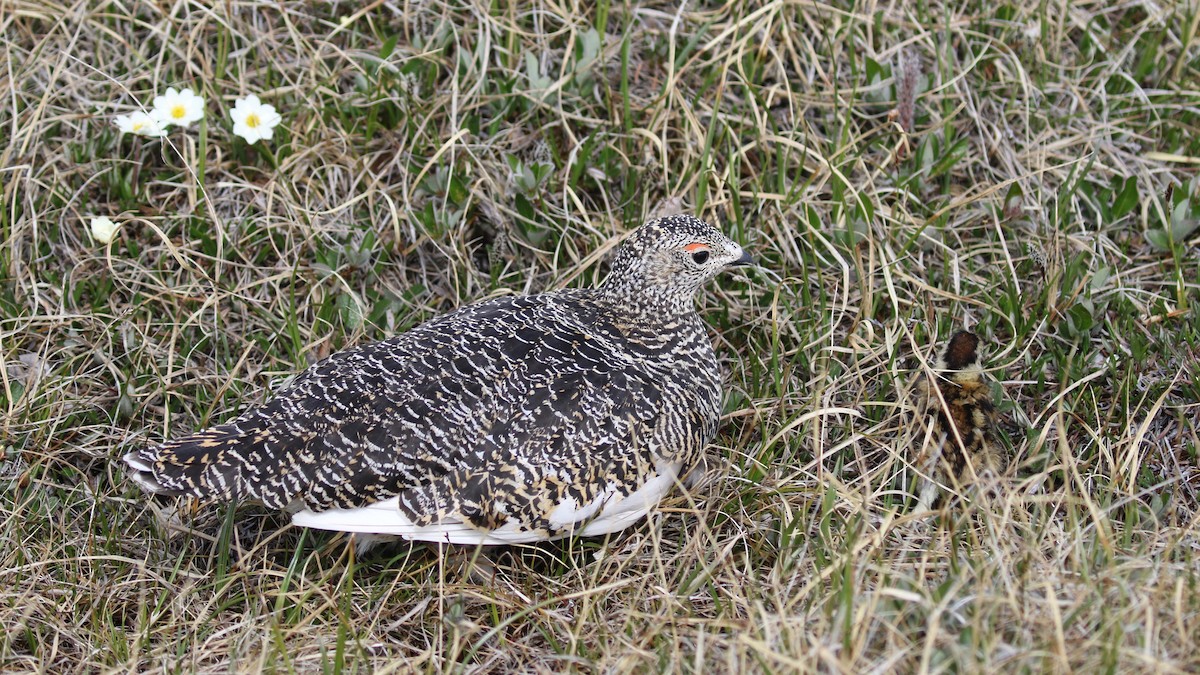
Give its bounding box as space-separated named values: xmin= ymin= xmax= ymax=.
xmin=2 ymin=0 xmax=1199 ymax=672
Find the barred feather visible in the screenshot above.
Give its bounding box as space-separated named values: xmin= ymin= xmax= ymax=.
xmin=912 ymin=331 xmax=1005 ymax=510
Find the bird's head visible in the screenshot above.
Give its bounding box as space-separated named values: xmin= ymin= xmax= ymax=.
xmin=938 ymin=331 xmax=986 ymax=386
xmin=602 ymin=214 xmax=753 ymax=314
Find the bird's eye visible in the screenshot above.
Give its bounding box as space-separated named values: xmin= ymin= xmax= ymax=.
xmin=691 ymin=249 xmax=710 ymax=264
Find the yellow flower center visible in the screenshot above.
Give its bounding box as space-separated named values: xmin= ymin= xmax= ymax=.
xmin=171 ymin=104 xmax=186 ymax=119
xmin=132 ymin=121 xmax=146 ymax=131
xmin=246 ymin=112 xmax=261 ymax=129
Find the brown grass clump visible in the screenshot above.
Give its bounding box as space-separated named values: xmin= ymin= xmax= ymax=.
xmin=2 ymin=1 xmax=1198 ymax=672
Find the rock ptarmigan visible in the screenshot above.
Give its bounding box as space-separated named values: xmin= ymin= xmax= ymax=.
xmin=124 ymin=215 xmax=753 ymax=545
xmin=912 ymin=330 xmax=1005 ymax=511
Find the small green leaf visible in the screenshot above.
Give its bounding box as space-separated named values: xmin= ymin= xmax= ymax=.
xmin=525 ymin=53 xmax=552 ymax=94
xmin=1004 ymin=182 xmax=1024 ymax=217
xmin=5 ymin=381 xmax=25 ymax=405
xmin=379 ymin=34 xmax=399 ymax=60
xmin=1066 ymin=302 xmax=1094 ymax=335
xmin=577 ymin=28 xmax=601 ymax=74
xmin=337 ymin=293 xmax=363 ymax=331
xmin=1170 ymin=198 xmax=1189 ymax=227
xmin=515 ymin=193 xmax=535 ymax=223
xmin=1167 ymin=191 xmax=1199 ymax=240
xmin=1111 ymin=176 xmax=1138 ymax=219
xmin=1145 ymin=229 xmax=1171 ymax=251
xmin=1171 ymin=217 xmax=1199 ymax=241
xmin=864 ymin=57 xmax=884 ymax=85
xmin=447 ymin=174 xmax=469 ymax=204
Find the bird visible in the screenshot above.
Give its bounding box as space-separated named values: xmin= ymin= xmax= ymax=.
xmin=911 ymin=330 xmax=1004 ymax=512
xmin=124 ymin=214 xmax=754 ymax=545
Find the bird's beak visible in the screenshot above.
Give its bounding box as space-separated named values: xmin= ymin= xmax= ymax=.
xmin=729 ymin=249 xmax=755 ymax=267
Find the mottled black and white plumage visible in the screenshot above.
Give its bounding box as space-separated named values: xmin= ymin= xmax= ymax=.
xmin=125 ymin=215 xmax=753 ymax=544
xmin=912 ymin=331 xmax=1004 ymax=511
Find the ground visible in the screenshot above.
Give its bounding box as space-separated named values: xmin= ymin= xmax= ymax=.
xmin=1 ymin=1 xmax=1199 ymax=672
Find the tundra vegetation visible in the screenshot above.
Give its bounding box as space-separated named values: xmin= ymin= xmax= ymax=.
xmin=1 ymin=1 xmax=1198 ymax=672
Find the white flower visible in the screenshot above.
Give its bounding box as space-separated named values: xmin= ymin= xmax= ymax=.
xmin=90 ymin=216 xmax=120 ymax=245
xmin=230 ymin=94 xmax=282 ymax=145
xmin=152 ymin=87 xmax=205 ymax=127
xmin=114 ymin=110 xmax=167 ymax=137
